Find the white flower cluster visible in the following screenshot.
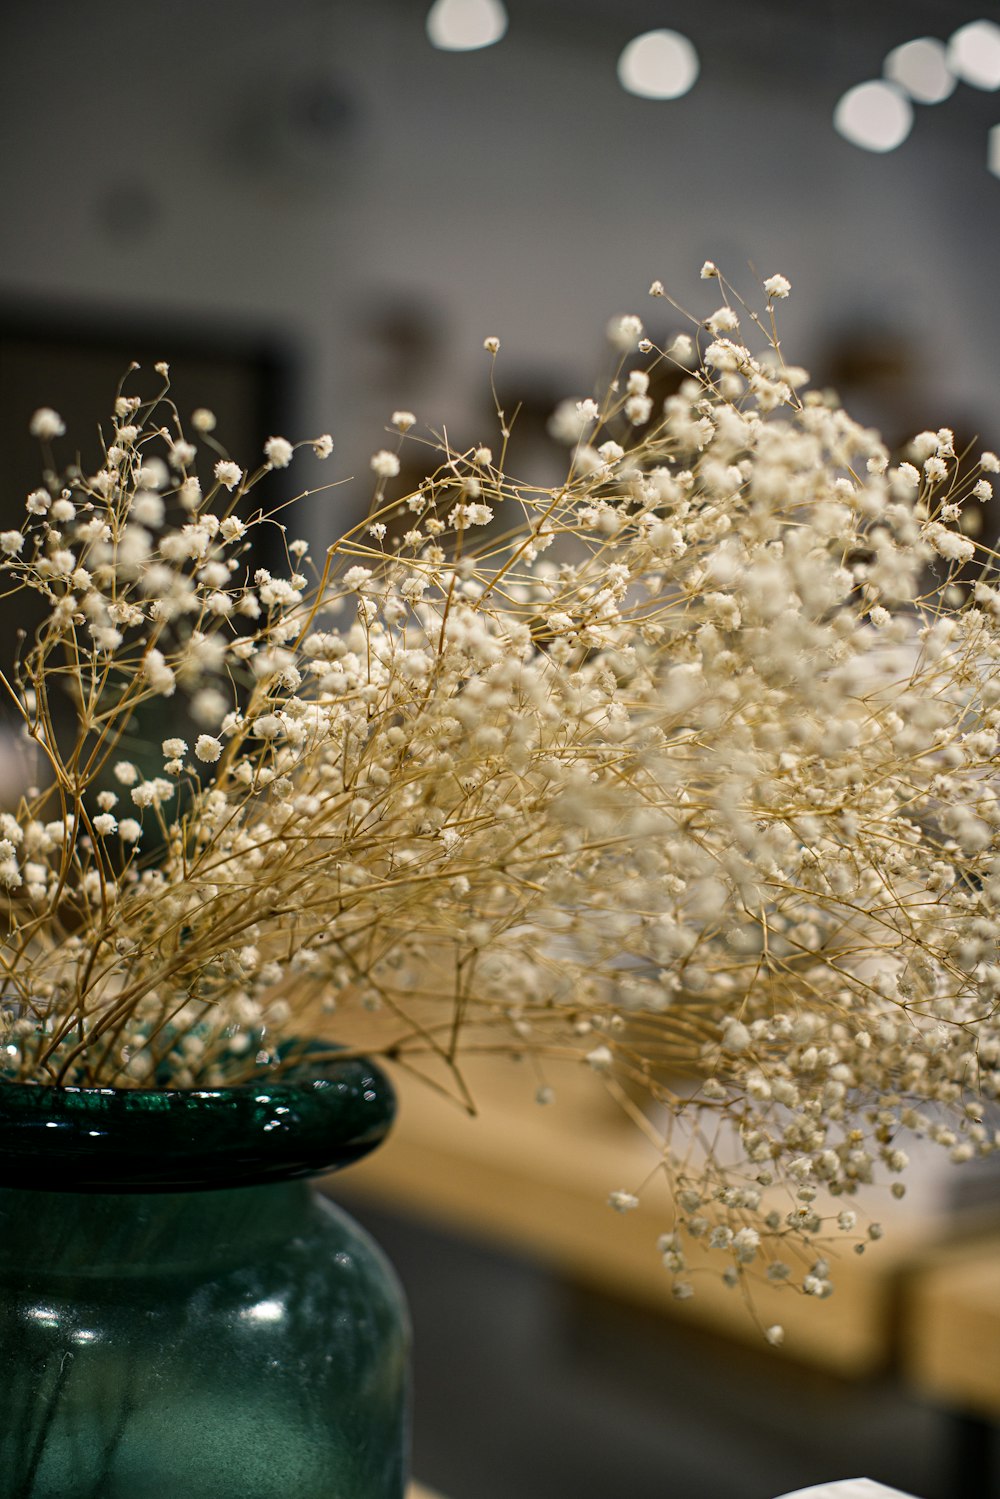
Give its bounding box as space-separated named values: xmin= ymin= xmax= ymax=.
xmin=2 ymin=267 xmax=999 ymax=1324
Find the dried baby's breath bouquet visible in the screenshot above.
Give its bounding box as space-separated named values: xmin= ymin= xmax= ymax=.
xmin=2 ymin=265 xmax=1000 ymax=1325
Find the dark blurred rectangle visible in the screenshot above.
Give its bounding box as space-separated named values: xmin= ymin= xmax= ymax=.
xmin=0 ymin=303 xmax=299 ymax=533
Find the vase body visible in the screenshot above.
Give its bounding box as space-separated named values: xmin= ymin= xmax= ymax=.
xmin=0 ymin=1050 xmax=409 ymax=1499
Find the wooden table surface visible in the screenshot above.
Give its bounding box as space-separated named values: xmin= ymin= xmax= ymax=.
xmin=337 ymin=1053 xmax=998 ymax=1379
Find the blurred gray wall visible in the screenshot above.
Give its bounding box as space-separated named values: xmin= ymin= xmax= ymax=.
xmin=1 ymin=0 xmax=998 ymax=524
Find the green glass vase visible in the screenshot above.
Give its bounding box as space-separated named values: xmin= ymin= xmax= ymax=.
xmin=0 ymin=1045 xmax=409 ymax=1499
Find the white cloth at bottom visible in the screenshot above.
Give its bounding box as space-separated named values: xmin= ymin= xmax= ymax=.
xmin=773 ymin=1481 xmax=920 ymax=1499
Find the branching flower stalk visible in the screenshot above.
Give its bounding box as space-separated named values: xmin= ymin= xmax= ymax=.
xmin=2 ymin=268 xmax=1000 ymax=1324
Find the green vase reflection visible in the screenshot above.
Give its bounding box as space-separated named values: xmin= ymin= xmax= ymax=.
xmin=0 ymin=1046 xmax=409 ymax=1499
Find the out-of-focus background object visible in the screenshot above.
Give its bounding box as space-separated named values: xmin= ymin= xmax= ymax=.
xmin=3 ymin=2 xmax=1000 ymax=1496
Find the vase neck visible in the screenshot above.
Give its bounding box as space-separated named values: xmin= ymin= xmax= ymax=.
xmin=0 ymin=1180 xmax=316 ymax=1278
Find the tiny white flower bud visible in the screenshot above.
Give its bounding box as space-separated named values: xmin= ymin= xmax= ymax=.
xmin=371 ymin=450 xmax=400 ymax=479
xmin=213 ymin=460 xmax=243 ymax=491
xmin=30 ymin=408 xmax=66 ymax=440
xmin=585 ymin=1044 xmax=613 ymax=1071
xmin=608 ymin=1190 xmax=639 ymax=1212
xmin=763 ymin=273 xmax=791 ymax=299
xmin=264 ymin=436 xmax=294 ymax=469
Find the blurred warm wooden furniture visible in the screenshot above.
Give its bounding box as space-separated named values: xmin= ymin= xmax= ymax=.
xmin=339 ymin=1052 xmax=1000 ymax=1383
xmin=900 ymin=1238 xmax=1000 ymax=1419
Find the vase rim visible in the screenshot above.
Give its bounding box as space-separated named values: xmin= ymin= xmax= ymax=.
xmin=0 ymin=1042 xmax=396 ymax=1192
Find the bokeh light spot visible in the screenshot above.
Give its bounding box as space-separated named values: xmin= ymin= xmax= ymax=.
xmin=426 ymin=0 xmax=508 ymax=53
xmin=834 ymin=81 xmax=913 ymax=153
xmin=617 ymin=30 xmax=699 ymax=101
xmin=949 ymin=19 xmax=1000 ymax=91
xmin=884 ymin=37 xmax=955 ymax=104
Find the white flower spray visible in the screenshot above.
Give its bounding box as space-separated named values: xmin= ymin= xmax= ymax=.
xmin=1 ymin=266 xmax=999 ymax=1332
